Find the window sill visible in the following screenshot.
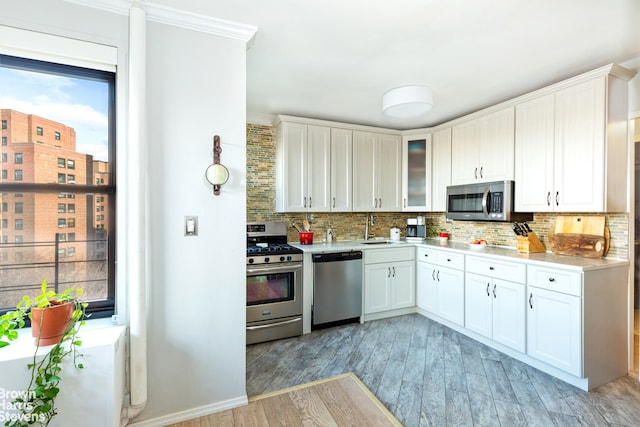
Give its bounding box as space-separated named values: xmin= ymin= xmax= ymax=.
xmin=0 ymin=318 xmax=125 ymax=362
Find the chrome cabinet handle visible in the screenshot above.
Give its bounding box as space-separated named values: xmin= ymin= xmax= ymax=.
xmin=474 ymin=167 xmax=478 ymax=179
xmin=374 ymin=198 xmax=378 ymax=208
xmin=309 ymin=197 xmax=312 ymax=208
xmin=332 ymin=197 xmax=336 ymax=208
xmin=392 ymin=266 xmax=396 ymax=277
xmin=303 ymin=197 xmax=307 ymax=208
xmin=493 ymin=284 xmax=497 ymax=299
xmin=547 ymin=191 xmax=551 ymax=206
xmin=555 ymin=191 xmax=559 ymax=206
xmin=432 ymin=270 xmax=436 ymax=281
xmin=388 ymin=267 xmax=391 ymax=278
xmin=436 ymin=270 xmax=440 ymax=281
xmin=404 ymin=198 xmax=407 ymax=208
xmin=486 ymin=283 xmax=490 ymax=296
xmin=378 ymin=198 xmax=382 ymax=208
xmin=529 ymin=293 xmax=533 ymax=309
xmin=480 ymin=166 xmax=483 ymax=179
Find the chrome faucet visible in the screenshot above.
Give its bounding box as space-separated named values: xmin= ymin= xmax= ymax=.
xmin=364 ymin=214 xmax=375 ymax=240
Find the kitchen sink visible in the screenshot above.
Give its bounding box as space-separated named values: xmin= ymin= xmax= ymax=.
xmin=361 ymin=240 xmax=396 ymax=245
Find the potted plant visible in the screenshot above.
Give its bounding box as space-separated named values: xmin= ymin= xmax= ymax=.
xmin=0 ymin=279 xmax=88 ymax=426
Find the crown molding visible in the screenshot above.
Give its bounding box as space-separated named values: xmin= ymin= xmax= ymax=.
xmin=64 ymin=0 xmax=257 ymax=44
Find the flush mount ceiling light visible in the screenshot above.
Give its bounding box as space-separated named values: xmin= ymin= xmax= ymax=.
xmin=382 ymin=85 xmax=433 ymax=118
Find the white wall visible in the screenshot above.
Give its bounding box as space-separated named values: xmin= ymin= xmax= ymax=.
xmin=1 ymin=1 xmax=249 ymax=425
xmin=138 ymin=20 xmax=247 ymax=424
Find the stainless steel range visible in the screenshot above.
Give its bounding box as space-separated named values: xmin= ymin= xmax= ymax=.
xmin=246 ymin=222 xmax=303 ymax=345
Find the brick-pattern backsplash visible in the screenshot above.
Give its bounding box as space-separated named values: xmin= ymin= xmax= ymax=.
xmin=247 ymin=124 xmax=629 ymax=259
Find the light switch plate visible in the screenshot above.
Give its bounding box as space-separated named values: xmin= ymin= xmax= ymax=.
xmin=185 ymin=216 xmax=198 ymax=236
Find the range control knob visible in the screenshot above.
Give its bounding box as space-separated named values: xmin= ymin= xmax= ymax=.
xmin=280 ymin=256 xmax=285 ymax=262
xmin=287 ymin=255 xmax=292 ymax=261
xmin=264 ymin=257 xmax=270 ymax=263
xmin=248 ymin=258 xmax=254 ymax=264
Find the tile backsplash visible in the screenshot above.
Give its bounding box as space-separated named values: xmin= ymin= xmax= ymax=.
xmin=247 ymin=124 xmax=629 ymax=259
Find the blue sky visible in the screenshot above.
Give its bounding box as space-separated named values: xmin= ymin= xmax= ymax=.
xmin=0 ymin=66 xmax=109 ymax=161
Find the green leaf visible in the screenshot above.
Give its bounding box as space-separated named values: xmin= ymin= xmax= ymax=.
xmin=43 ymin=387 xmax=60 ymax=398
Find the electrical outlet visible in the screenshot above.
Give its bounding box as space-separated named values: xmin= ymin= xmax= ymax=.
xmin=185 ymin=216 xmax=198 ymax=236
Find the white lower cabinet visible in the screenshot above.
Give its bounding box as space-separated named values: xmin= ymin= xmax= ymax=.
xmin=526 ymin=285 xmax=581 ymax=376
xmin=465 ymin=273 xmax=525 ymax=352
xmin=416 ymin=247 xmax=464 ymax=326
xmin=364 ymin=247 xmax=415 ymax=315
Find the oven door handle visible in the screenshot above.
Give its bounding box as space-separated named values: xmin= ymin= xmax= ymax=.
xmin=246 ymin=317 xmax=302 ymax=331
xmin=247 ymin=263 xmax=303 ymax=274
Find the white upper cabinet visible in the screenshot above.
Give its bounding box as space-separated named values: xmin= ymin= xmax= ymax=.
xmin=330 ymin=128 xmax=353 ymax=211
xmin=402 ymin=134 xmax=432 ymax=211
xmin=451 ymin=107 xmax=515 ymax=185
xmin=431 ymin=127 xmax=452 ymax=211
xmin=275 ymin=121 xmax=331 ymax=212
xmin=515 ymin=65 xmax=633 ymax=212
xmin=353 ymin=131 xmax=402 ymax=211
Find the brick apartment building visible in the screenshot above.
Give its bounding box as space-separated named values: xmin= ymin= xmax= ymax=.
xmin=0 ymin=109 xmax=110 ymax=304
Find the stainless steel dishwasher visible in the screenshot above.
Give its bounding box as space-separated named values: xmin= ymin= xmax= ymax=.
xmin=312 ymin=251 xmax=363 ymax=327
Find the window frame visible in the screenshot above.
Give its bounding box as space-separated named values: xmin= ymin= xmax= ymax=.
xmin=0 ymin=53 xmax=117 ymax=319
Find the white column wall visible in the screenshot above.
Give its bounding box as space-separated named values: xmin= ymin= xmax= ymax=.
xmin=137 ymin=21 xmax=247 ymax=422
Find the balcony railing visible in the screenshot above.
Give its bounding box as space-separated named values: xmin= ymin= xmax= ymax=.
xmin=0 ymin=233 xmax=108 ymax=310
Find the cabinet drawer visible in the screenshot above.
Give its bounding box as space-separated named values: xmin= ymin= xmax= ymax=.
xmin=416 ymin=247 xmax=438 ymax=263
xmin=436 ymin=251 xmax=464 ymax=270
xmin=527 ymin=265 xmax=582 ymax=296
xmin=365 ymin=246 xmax=415 ymax=264
xmin=466 ymin=256 xmax=526 ymax=284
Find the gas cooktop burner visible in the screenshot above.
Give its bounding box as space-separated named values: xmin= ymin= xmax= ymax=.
xmin=247 ymin=243 xmax=302 ymax=255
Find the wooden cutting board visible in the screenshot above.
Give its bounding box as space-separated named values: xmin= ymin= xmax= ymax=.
xmin=550 ymin=215 xmax=608 ymax=258
xmin=554 ymin=215 xmax=605 ymax=235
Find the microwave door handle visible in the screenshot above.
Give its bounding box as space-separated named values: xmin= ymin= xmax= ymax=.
xmin=482 ymin=187 xmax=490 ymax=216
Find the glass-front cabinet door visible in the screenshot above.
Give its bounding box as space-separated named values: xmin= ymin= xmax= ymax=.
xmin=402 ymin=134 xmax=432 ymax=211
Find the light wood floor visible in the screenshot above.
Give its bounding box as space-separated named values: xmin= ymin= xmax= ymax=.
xmin=246 ymin=314 xmax=640 ymax=427
xmin=167 ymin=373 xmax=401 ymax=427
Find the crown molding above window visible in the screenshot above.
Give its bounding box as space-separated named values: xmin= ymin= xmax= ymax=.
xmin=64 ymin=0 xmax=258 ymax=44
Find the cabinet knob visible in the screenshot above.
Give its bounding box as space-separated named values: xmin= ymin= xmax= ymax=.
xmin=489 ymin=266 xmax=495 ymax=271
xmin=548 ymin=277 xmax=555 ymax=282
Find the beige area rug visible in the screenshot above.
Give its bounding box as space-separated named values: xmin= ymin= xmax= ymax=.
xmin=178 ymin=373 xmax=403 ymax=426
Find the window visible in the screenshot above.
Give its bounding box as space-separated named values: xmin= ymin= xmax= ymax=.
xmin=15 ymin=219 xmax=23 ymax=230
xmin=14 ymin=153 xmax=23 ymax=164
xmin=1 ymin=170 xmax=6 ymax=179
xmin=15 ymin=202 xmax=23 ymax=214
xmin=58 ymin=248 xmax=66 ymax=258
xmin=14 ymin=236 xmax=23 ymax=244
xmin=1 ymin=236 xmax=7 ymax=244
xmin=1 ymin=219 xmax=6 ymax=228
xmin=1 ymin=153 xmax=6 ymax=162
xmin=14 ymin=193 xmax=22 ymax=197
xmin=1 ymin=137 xmax=6 ymax=146
xmin=1 ymin=120 xmax=6 ymax=129
xmin=14 ymin=170 xmax=22 ymax=180
xmin=0 ymin=53 xmax=116 ymax=319
xmin=1 ymin=202 xmax=6 ymax=212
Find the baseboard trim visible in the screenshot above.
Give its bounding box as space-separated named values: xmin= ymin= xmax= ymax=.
xmin=126 ymin=395 xmax=248 ymax=427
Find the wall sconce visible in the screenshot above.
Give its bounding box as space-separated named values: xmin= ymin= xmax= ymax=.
xmin=205 ymin=135 xmax=229 ymax=195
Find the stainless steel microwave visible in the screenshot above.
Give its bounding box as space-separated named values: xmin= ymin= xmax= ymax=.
xmin=446 ymin=180 xmax=532 ymax=222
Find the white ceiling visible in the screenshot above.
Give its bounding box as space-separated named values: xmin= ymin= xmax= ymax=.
xmin=155 ymin=0 xmax=640 ymax=129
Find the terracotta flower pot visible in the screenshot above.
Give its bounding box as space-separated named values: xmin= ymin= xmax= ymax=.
xmin=31 ymin=301 xmax=74 ymax=346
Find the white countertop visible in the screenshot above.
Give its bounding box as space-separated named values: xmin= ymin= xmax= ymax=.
xmin=290 ymin=238 xmax=628 ymax=271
